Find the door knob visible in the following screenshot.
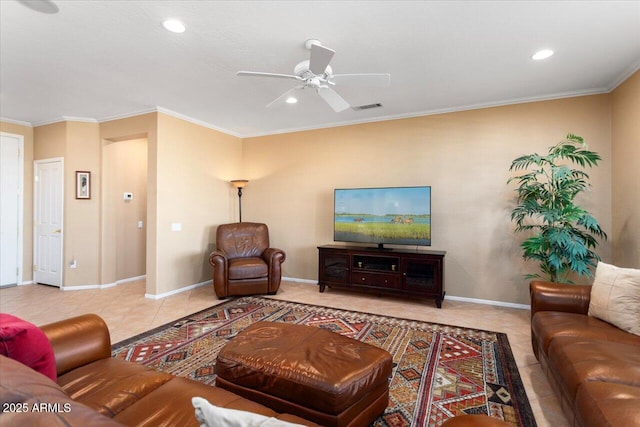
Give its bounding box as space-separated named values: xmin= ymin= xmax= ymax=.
xmin=54 ymin=229 xmax=61 ymax=233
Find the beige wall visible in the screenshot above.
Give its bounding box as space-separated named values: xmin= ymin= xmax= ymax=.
xmin=104 ymin=138 xmax=148 ymax=281
xmin=155 ymin=113 xmax=243 ymax=295
xmin=242 ymin=95 xmax=613 ymax=304
xmin=7 ymin=76 xmax=636 ymax=304
xmin=0 ymin=121 xmax=34 ymax=283
xmin=27 ymin=112 xmax=243 ymax=296
xmin=101 ymin=113 xmax=158 ymax=291
xmin=64 ymin=122 xmax=101 ymax=286
xmin=34 ymin=122 xmax=66 ymax=160
xmin=611 ymin=70 xmax=640 ymax=268
xmin=33 ymin=121 xmax=102 ymax=287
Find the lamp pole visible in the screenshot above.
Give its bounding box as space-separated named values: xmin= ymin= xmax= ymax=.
xmin=230 ymin=180 xmax=249 ymax=222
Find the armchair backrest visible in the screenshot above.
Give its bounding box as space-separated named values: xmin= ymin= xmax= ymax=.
xmin=216 ymin=222 xmax=269 ymax=259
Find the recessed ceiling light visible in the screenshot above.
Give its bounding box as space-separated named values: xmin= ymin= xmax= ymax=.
xmin=162 ymin=19 xmax=186 ymax=33
xmin=285 ymin=97 xmax=298 ymax=104
xmin=532 ymin=49 xmax=554 ymax=60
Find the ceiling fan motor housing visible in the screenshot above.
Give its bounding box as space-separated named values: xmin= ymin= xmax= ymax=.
xmin=294 ymin=60 xmax=332 ymax=80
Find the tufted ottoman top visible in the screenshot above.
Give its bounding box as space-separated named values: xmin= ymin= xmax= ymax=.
xmin=215 ymin=321 xmax=393 ymax=415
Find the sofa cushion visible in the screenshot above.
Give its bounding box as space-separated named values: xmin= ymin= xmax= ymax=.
xmin=0 ymin=355 xmax=123 ymax=426
xmin=547 ymin=337 xmax=640 ymax=401
xmin=575 ymin=381 xmax=640 ymax=427
xmin=0 ymin=313 xmax=57 ymax=381
xmin=588 ymin=261 xmax=640 ymax=335
xmin=531 ymin=311 xmax=640 ymax=356
xmin=0 ymin=400 xmax=125 ymax=426
xmin=113 ymin=377 xmax=318 ymax=427
xmin=57 ymin=357 xmax=173 ymax=417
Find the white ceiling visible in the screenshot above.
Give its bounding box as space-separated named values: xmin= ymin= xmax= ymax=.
xmin=1 ymin=1 xmax=639 ymax=138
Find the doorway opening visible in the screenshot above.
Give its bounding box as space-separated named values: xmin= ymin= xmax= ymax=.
xmin=103 ymin=137 xmax=148 ymax=283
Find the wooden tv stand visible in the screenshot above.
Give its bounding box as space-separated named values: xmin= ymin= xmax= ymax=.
xmin=317 ymin=245 xmax=446 ymax=308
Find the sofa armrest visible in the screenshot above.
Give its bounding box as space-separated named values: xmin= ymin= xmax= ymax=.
xmin=39 ymin=314 xmax=111 ymax=377
xmin=530 ymin=280 xmax=592 ymax=319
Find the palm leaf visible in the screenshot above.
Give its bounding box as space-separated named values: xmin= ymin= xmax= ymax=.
xmin=508 ymin=133 xmax=606 ymax=282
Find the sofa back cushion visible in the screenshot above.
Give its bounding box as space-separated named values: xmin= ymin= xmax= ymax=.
xmin=0 ymin=313 xmax=57 ymax=381
xmin=0 ymin=355 xmax=123 ymax=426
xmin=588 ymin=262 xmax=640 ymax=336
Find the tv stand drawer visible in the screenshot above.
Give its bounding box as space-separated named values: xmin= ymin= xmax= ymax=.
xmin=351 ymin=272 xmax=399 ymax=289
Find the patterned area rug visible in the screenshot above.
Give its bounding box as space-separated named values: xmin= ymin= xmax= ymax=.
xmin=112 ymin=297 xmax=536 ymax=426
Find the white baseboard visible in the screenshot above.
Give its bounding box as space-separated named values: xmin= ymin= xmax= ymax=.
xmin=20 ymin=280 xmax=34 ymax=285
xmin=145 ymin=280 xmax=211 ymax=300
xmin=283 ymin=277 xmax=530 ymax=310
xmin=282 ymin=276 xmax=317 ymax=285
xmin=61 ymin=275 xmax=146 ymax=291
xmin=45 ymin=274 xmax=531 ymax=309
xmin=443 ymin=295 xmax=530 ymax=310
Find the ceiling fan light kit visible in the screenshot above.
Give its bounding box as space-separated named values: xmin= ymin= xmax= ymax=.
xmin=237 ymin=39 xmax=390 ymax=112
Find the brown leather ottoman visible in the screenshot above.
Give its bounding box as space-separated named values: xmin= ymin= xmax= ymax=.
xmin=215 ymin=321 xmax=393 ymax=427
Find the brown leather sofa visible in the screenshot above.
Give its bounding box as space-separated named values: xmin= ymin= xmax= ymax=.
xmin=530 ymin=280 xmax=640 ymax=427
xmin=209 ymin=222 xmax=286 ymax=299
xmin=0 ymin=314 xmax=318 ymax=426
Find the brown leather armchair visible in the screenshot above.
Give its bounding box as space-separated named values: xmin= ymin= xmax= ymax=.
xmin=209 ymin=222 xmax=286 ymax=299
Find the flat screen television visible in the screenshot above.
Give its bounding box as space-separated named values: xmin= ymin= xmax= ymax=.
xmin=334 ymin=186 xmax=431 ymax=248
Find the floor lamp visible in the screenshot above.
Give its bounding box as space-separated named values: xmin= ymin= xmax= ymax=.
xmin=230 ymin=180 xmax=248 ymax=222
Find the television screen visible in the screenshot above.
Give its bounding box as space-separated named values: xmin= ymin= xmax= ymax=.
xmin=334 ymin=186 xmax=431 ymax=247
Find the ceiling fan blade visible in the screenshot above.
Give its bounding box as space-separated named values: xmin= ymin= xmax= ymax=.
xmin=309 ymin=44 xmax=335 ymax=75
xmin=330 ymin=73 xmax=391 ymax=87
xmin=317 ymin=87 xmax=350 ymax=112
xmin=237 ymin=71 xmax=302 ymax=81
xmin=266 ymin=86 xmax=304 ymax=109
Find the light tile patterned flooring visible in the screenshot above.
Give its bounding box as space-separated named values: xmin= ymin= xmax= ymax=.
xmin=0 ymin=280 xmax=567 ymax=427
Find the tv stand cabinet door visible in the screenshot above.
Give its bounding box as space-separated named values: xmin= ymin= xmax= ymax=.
xmin=318 ymin=250 xmax=350 ymax=291
xmin=401 ymin=256 xmax=444 ymax=307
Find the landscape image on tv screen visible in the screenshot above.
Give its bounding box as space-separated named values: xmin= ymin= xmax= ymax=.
xmin=334 ymin=186 xmax=431 ymax=247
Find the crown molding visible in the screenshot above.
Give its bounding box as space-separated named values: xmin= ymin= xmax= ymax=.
xmin=241 ymin=87 xmax=611 ymax=138
xmin=97 ymin=107 xmax=159 ymax=123
xmin=32 ymin=116 xmax=98 ymax=127
xmin=0 ymin=117 xmax=33 ymax=127
xmin=154 ymin=107 xmax=243 ymax=138
xmin=608 ymin=60 xmax=640 ymax=91
xmin=4 ymin=81 xmax=630 ymax=139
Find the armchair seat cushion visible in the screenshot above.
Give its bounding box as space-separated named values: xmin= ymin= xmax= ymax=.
xmin=229 ymin=257 xmax=268 ymax=280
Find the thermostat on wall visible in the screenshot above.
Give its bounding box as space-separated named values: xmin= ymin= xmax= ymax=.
xmin=123 ymin=192 xmax=133 ymax=200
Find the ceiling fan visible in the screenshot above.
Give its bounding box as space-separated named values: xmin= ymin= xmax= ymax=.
xmin=237 ymin=39 xmax=390 ymax=112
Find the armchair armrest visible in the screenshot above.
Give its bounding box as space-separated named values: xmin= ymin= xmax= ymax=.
xmin=263 ymin=247 xmax=286 ymax=265
xmin=530 ymin=280 xmax=592 ymax=319
xmin=39 ymin=314 xmax=111 ymax=376
xmin=209 ymin=250 xmax=228 ymax=267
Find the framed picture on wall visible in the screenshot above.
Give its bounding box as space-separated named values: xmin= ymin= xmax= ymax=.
xmin=76 ymin=171 xmax=91 ymax=199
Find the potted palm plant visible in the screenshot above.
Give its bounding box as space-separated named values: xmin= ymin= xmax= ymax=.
xmin=508 ymin=133 xmax=607 ymax=283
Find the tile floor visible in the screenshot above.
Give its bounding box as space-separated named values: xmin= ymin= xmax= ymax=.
xmin=0 ymin=280 xmax=567 ymax=427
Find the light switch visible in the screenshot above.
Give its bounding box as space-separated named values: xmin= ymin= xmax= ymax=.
xmin=137 ymin=220 xmax=143 ymax=229
xmin=171 ymin=223 xmax=182 ymax=231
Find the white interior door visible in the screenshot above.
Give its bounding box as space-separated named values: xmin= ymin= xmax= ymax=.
xmin=34 ymin=158 xmax=64 ymax=287
xmin=0 ymin=133 xmax=23 ymax=287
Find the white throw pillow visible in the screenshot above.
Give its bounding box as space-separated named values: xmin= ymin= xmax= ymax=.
xmin=192 ymin=397 xmax=306 ymax=427
xmin=587 ymin=261 xmax=640 ymax=336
